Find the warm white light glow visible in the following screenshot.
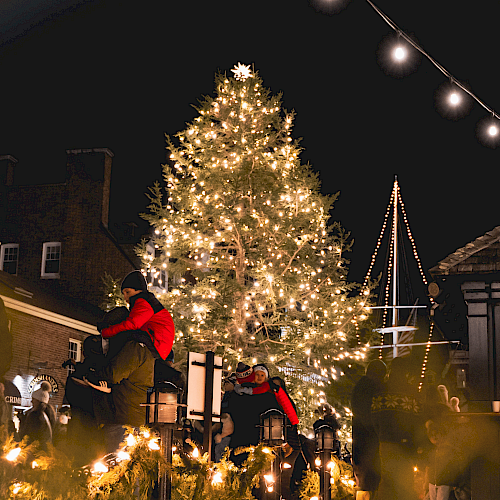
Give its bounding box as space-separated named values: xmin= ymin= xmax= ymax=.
xmin=148 ymin=439 xmax=160 ymax=450
xmin=488 ymin=125 xmax=499 ymax=137
xmin=117 ymin=451 xmax=131 ymax=461
xmin=5 ymin=448 xmax=21 ymax=462
xmin=192 ymin=447 xmax=200 ymax=458
xmin=126 ymin=434 xmax=136 ymax=447
xmin=393 ymin=46 xmax=406 ymax=61
xmin=449 ymin=92 xmax=460 ymax=106
xmin=92 ymin=461 xmax=109 ymax=474
xmin=211 ymin=471 xmax=223 ymax=485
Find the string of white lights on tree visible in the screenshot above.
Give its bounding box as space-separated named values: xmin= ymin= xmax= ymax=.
xmin=365 ymin=0 xmax=500 ymax=140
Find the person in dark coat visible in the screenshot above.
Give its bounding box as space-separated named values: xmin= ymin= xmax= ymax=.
xmin=351 ymin=359 xmax=387 ymax=499
xmin=19 ymin=386 xmax=53 ymax=451
xmin=229 ymin=368 xmax=300 ymax=460
xmin=370 ymin=356 xmax=424 ymax=500
xmin=64 ymin=335 xmax=109 ymax=465
xmin=100 ymin=339 xmax=156 ymax=452
xmin=233 ymin=363 xmax=300 ymax=430
xmin=0 ymin=382 xmax=13 ymax=437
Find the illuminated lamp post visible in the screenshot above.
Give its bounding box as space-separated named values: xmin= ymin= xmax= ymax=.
xmin=144 ymin=381 xmax=181 ymax=500
xmin=260 ymin=409 xmax=286 ymax=500
xmin=315 ymin=424 xmax=336 ymax=500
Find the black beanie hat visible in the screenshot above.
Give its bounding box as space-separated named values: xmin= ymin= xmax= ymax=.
xmin=121 ymin=270 xmax=147 ymax=292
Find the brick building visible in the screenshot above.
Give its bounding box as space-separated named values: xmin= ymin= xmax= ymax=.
xmin=0 ymin=148 xmax=141 ymax=417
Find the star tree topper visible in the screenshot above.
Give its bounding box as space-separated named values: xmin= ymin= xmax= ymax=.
xmin=231 ymin=62 xmax=253 ymax=81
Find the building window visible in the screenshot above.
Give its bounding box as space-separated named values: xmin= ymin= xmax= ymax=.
xmin=146 ymin=240 xmax=169 ymax=293
xmin=0 ymin=244 xmax=19 ymax=275
xmin=67 ymin=339 xmax=82 ymax=374
xmin=41 ymin=242 xmax=61 ymax=278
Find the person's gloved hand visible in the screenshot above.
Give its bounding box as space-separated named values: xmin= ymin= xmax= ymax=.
xmin=234 ymin=384 xmax=253 ymax=395
xmin=287 ymin=424 xmax=300 ymax=450
xmin=268 ymin=377 xmax=281 ymax=393
xmin=96 ymin=320 xmax=106 ymax=333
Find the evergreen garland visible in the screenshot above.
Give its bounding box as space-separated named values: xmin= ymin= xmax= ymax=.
xmin=1 ymin=427 xmax=282 ymax=500
xmin=297 ymin=455 xmax=356 ymax=500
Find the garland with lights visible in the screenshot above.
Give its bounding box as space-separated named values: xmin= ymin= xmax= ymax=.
xmin=297 ymin=455 xmax=356 ymax=500
xmin=365 ymin=0 xmax=499 ymax=144
xmin=1 ymin=427 xmax=271 ymax=499
xmin=5 ymin=425 xmax=358 ymax=500
xmin=0 ymin=427 xmax=165 ymax=500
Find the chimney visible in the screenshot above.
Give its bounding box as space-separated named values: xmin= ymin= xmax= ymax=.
xmin=65 ymin=148 xmax=114 ymax=228
xmin=0 ymin=155 xmax=18 ymax=186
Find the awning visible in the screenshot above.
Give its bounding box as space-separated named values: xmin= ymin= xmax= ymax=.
xmin=3 ymin=380 xmax=22 ymax=405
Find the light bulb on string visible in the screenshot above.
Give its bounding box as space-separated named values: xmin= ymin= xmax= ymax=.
xmin=377 ymin=33 xmax=421 ymax=78
xmin=393 ymin=46 xmax=407 ymax=61
xmin=488 ymin=124 xmax=499 ymax=137
xmin=434 ymin=81 xmax=473 ymax=120
xmin=476 ymin=115 xmax=500 ymax=148
xmin=449 ymin=92 xmax=460 ymax=106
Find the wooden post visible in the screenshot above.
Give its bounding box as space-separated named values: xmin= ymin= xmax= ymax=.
xmin=202 ymin=350 xmax=215 ymax=458
xmin=159 ymin=424 xmax=174 ymax=500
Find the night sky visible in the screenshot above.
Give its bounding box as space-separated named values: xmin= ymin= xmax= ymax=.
xmin=1 ymin=0 xmax=499 ymax=286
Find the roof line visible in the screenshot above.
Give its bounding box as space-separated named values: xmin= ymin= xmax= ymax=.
xmin=430 ymin=226 xmax=500 ymax=275
xmin=1 ymin=294 xmax=98 ymax=335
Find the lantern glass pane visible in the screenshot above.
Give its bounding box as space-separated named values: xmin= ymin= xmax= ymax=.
xmin=151 ymin=390 xmax=177 ymax=423
xmin=271 ymin=415 xmax=283 ymax=440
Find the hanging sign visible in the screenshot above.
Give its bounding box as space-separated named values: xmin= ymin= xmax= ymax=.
xmin=28 ymin=374 xmax=59 ymax=394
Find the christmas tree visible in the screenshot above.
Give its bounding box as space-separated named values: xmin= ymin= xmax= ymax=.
xmin=112 ymin=63 xmax=372 ymax=430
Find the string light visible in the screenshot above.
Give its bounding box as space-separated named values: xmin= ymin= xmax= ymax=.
xmin=5 ymin=447 xmax=21 ymax=462
xmin=393 ymin=46 xmax=406 ymax=62
xmin=449 ymin=92 xmax=460 ymax=106
xmin=419 ymin=322 xmax=434 ymax=392
xmin=366 ymin=0 xmax=500 ymax=141
xmin=488 ymin=124 xmax=499 ymax=137
xmin=363 ymin=178 xmax=433 ymax=359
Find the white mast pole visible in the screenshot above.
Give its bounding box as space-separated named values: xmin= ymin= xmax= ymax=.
xmin=392 ymin=176 xmax=399 ymax=358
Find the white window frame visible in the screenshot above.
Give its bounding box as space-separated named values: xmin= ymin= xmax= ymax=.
xmin=146 ymin=240 xmax=169 ymax=293
xmin=68 ymin=338 xmax=82 ymax=375
xmin=41 ymin=242 xmax=61 ymax=278
xmin=0 ymin=243 xmax=19 ymax=275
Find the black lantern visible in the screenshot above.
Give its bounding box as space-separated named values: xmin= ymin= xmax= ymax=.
xmin=315 ymin=424 xmax=335 ymax=500
xmin=146 ymin=381 xmax=179 ymax=425
xmin=315 ymin=424 xmax=336 ymax=452
xmin=260 ymin=409 xmax=286 ymax=446
xmin=143 ymin=381 xmax=181 ymax=500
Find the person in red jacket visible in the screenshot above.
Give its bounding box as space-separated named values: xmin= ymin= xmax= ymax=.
xmin=76 ymin=270 xmax=175 ymax=394
xmin=234 ymin=363 xmax=299 ymax=427
xmin=101 ymin=270 xmax=175 ymax=361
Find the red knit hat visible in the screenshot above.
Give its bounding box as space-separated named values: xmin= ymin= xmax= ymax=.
xmin=236 ymin=362 xmax=255 ymax=384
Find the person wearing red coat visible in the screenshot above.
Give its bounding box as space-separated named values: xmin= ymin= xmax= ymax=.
xmin=81 ymin=270 xmax=176 ymax=452
xmin=100 ymin=270 xmax=175 ymax=361
xmin=234 ymin=363 xmax=300 ymax=426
